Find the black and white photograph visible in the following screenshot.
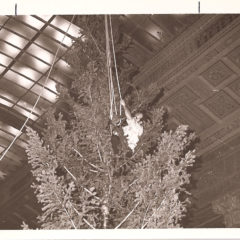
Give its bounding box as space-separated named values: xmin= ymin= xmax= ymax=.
xmin=1 ymin=0 xmax=240 ymax=239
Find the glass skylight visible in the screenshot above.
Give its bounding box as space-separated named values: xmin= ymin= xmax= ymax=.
xmin=0 ymin=130 xmax=27 ymax=149
xmin=0 ymin=90 xmax=17 ymax=103
xmin=0 ymin=41 xmax=21 ymax=58
xmin=38 ymin=78 xmax=58 ymax=93
xmin=50 ymin=16 xmax=81 ymax=38
xmin=21 ymin=91 xmax=51 ymax=113
xmin=36 ymin=15 xmax=52 ymax=22
xmin=50 ymin=71 xmax=71 ymax=86
xmin=17 ymin=100 xmax=42 ymax=115
xmin=0 ymin=52 xmax=13 ymax=66
xmin=0 ymin=97 xmax=13 ymax=107
xmin=26 ymin=44 xmax=54 ymax=65
xmin=43 ymin=26 xmax=73 ymax=47
xmin=4 ymin=70 xmax=35 ymax=89
xmin=15 ymin=15 xmax=45 ymax=30
xmin=0 ymin=29 xmax=28 ymax=49
xmin=35 ymin=34 xmax=67 ymax=56
xmin=19 ymin=53 xmax=50 ymax=72
xmin=12 ymin=62 xmax=42 ymax=81
xmin=4 ymin=18 xmax=37 ymax=40
xmin=54 ymin=58 xmax=71 ymax=75
xmin=1 ymin=123 xmax=21 ymax=137
xmin=31 ymin=84 xmax=57 ymax=103
xmin=13 ymin=105 xmax=39 ymax=121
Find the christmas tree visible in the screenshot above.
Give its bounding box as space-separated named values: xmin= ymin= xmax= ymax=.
xmin=24 ymin=15 xmax=197 ymax=229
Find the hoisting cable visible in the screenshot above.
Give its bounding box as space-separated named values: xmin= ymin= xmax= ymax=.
xmin=105 ymin=15 xmax=113 ymax=120
xmin=105 ymin=15 xmax=118 ymax=121
xmin=0 ymin=15 xmax=75 ymax=162
xmin=109 ymin=15 xmax=122 ymax=116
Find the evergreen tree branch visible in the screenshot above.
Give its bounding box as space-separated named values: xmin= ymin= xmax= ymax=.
xmin=115 ymin=201 xmax=140 ymax=229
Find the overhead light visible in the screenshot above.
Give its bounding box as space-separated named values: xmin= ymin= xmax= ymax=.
xmin=0 ymin=52 xmax=13 ymax=66
xmin=31 ymin=84 xmax=57 ymax=103
xmin=15 ymin=15 xmax=45 ymax=30
xmin=44 ymin=26 xmax=73 ymax=47
xmin=0 ymin=97 xmax=13 ymax=107
xmin=13 ymin=105 xmax=39 ymax=121
xmin=0 ymin=130 xmax=27 ymax=149
xmin=0 ymin=90 xmax=17 ymax=102
xmin=36 ymin=15 xmax=52 ymax=22
xmin=38 ymin=79 xmax=57 ymax=93
xmin=0 ymin=121 xmax=21 ymax=136
xmin=12 ymin=62 xmax=42 ymax=81
xmin=26 ymin=44 xmax=54 ymax=65
xmin=19 ymin=53 xmax=50 ymax=72
xmin=4 ymin=70 xmax=34 ymax=89
xmin=50 ymin=16 xmax=81 ymax=38
xmin=55 ymin=58 xmax=71 ymax=74
xmin=0 ymin=29 xmax=28 ymax=49
xmin=5 ymin=18 xmax=37 ymax=40
xmin=17 ymin=100 xmax=42 ymax=115
xmin=0 ymin=40 xmax=21 ymax=58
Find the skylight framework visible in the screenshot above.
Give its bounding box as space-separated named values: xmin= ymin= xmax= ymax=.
xmin=0 ymin=15 xmax=80 ymax=175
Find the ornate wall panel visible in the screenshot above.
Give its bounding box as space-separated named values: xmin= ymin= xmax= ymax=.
xmin=228 ymin=78 xmax=240 ymax=97
xmin=201 ymin=61 xmax=234 ymax=86
xmin=133 ymin=15 xmax=240 ymax=227
xmin=203 ymin=90 xmax=240 ymax=119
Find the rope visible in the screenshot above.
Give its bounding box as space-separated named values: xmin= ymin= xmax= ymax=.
xmin=109 ymin=15 xmax=122 ymax=116
xmin=105 ymin=15 xmax=118 ymax=120
xmin=105 ymin=15 xmax=123 ymax=123
xmin=105 ymin=15 xmax=114 ymax=120
xmin=0 ymin=15 xmax=75 ymax=162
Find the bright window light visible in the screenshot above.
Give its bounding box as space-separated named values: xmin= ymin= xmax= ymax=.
xmin=0 ymin=121 xmax=21 ymax=136
xmin=0 ymin=90 xmax=17 ymax=102
xmin=50 ymin=72 xmax=69 ymax=86
xmin=4 ymin=70 xmax=34 ymax=89
xmin=5 ymin=18 xmax=37 ymax=40
xmin=15 ymin=15 xmax=45 ymax=29
xmin=0 ymin=29 xmax=28 ymax=49
xmin=51 ymin=16 xmax=81 ymax=38
xmin=20 ymin=53 xmax=50 ymax=72
xmin=55 ymin=58 xmax=71 ymax=74
xmin=32 ymin=57 xmax=50 ymax=72
xmin=12 ymin=62 xmax=42 ymax=81
xmin=17 ymin=100 xmax=42 ymax=115
xmin=27 ymin=44 xmax=54 ymax=65
xmin=0 ymin=130 xmax=27 ymax=148
xmin=43 ymin=26 xmax=73 ymax=47
xmin=0 ymin=97 xmax=13 ymax=107
xmin=39 ymin=78 xmax=57 ymax=93
xmin=0 ymin=52 xmax=13 ymax=66
xmin=14 ymin=105 xmax=39 ymax=121
xmin=35 ymin=34 xmax=67 ymax=56
xmin=31 ymin=84 xmax=57 ymax=103
xmin=36 ymin=15 xmax=52 ymax=22
xmin=0 ymin=40 xmax=21 ymax=58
